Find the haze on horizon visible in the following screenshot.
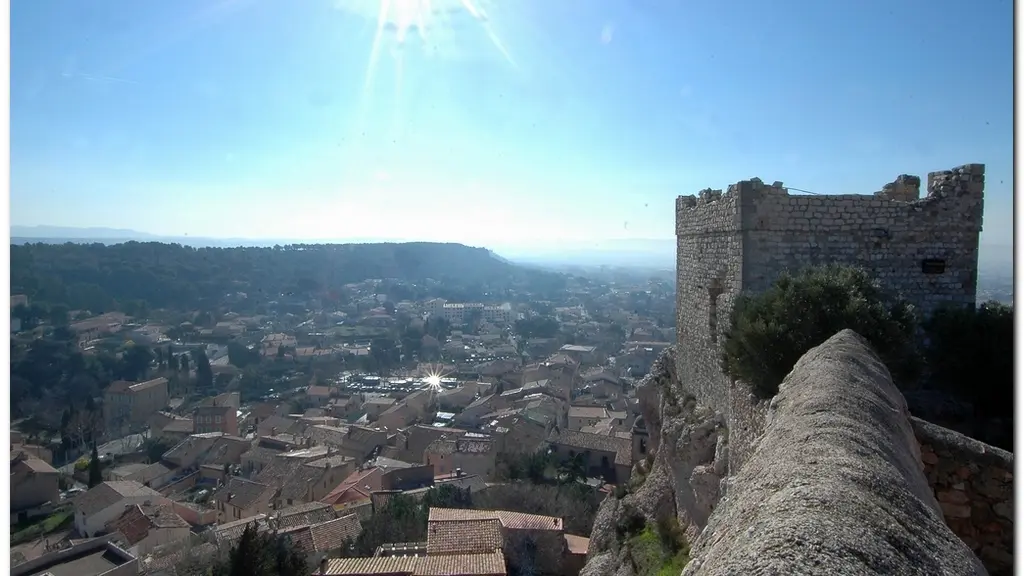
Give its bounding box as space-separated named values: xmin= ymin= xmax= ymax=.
xmin=11 ymin=0 xmax=1013 ymax=249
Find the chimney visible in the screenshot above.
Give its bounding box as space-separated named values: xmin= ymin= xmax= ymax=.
xmin=319 ymin=557 xmax=328 ymax=576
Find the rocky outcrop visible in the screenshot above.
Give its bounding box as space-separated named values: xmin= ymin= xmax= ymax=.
xmin=682 ymin=330 xmax=986 ymax=575
xmin=583 ymin=329 xmax=994 ymax=576
xmin=584 ymin=347 xmax=728 ymax=572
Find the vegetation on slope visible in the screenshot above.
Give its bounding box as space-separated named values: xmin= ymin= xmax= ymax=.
xmin=10 ymin=241 xmax=569 ymax=313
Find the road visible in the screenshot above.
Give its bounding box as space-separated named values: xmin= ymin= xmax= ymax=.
xmin=57 ymin=431 xmax=150 ymax=475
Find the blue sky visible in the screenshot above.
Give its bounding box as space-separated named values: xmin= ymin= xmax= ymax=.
xmin=11 ymin=0 xmax=1013 ymax=249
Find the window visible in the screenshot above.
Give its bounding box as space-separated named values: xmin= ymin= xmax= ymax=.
xmin=639 ymin=438 xmax=647 ymax=455
xmin=921 ymin=259 xmax=946 ymax=274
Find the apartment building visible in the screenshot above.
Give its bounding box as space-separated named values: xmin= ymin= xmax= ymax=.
xmin=104 ymin=377 xmax=170 ymax=435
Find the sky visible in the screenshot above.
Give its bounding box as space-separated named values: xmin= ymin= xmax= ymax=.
xmin=10 ymin=0 xmax=1014 ymax=250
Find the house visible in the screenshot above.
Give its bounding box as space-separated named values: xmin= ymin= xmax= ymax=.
xmin=11 ymin=452 xmax=59 ymax=520
xmin=376 ymin=401 xmax=421 ymax=431
xmin=159 ymin=418 xmax=195 ymax=443
xmin=307 ymin=385 xmax=334 ymax=406
xmin=454 ymin=394 xmax=509 ymax=428
xmin=256 ymin=414 xmax=298 ymax=438
xmin=337 ymin=426 xmax=387 ymax=460
xmin=240 ymin=445 xmax=284 ymax=476
xmin=558 ymin=344 xmax=598 ymax=364
xmin=362 ymin=397 xmax=397 ymax=421
xmin=74 ymin=481 xmax=167 ymax=538
xmin=277 ymin=514 xmax=363 ymax=562
xmin=320 ymin=467 xmax=381 ymax=513
xmin=105 ymin=502 xmax=191 ymax=556
xmin=103 ymin=377 xmax=170 ymax=435
xmin=193 ymin=404 xmax=239 ymax=436
xmin=546 ymin=428 xmax=633 ymax=484
xmin=215 ymin=477 xmax=276 ymax=523
xmin=11 ymin=534 xmax=138 ymax=576
xmin=253 ymin=453 xmax=356 ymax=509
xmin=425 ymin=436 xmax=496 ymax=480
xmin=320 ymin=507 xmax=588 ymax=576
xmin=104 ymin=462 xmax=174 ymax=489
xmin=568 ymin=406 xmax=610 ymax=431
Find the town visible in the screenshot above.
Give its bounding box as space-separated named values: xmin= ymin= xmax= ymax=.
xmin=10 ymin=264 xmax=676 ymax=576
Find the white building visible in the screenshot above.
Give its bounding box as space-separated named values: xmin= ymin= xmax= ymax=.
xmin=74 ymin=481 xmax=168 ymax=538
xmin=429 ymin=301 xmax=514 ymax=326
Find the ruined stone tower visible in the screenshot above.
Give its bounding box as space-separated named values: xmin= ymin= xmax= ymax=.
xmin=673 ymin=164 xmax=985 ymax=470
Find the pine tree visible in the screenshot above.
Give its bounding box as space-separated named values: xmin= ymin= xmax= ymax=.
xmin=88 ymin=444 xmax=103 ymax=488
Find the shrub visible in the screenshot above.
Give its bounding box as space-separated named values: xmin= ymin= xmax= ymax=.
xmin=923 ymin=301 xmax=1013 ymax=449
xmin=721 ymin=264 xmax=919 ymax=398
xmin=615 ymin=503 xmax=646 ymax=540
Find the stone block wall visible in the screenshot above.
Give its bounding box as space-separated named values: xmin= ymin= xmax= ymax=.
xmin=912 ymin=417 xmax=1014 ymax=576
xmin=674 ymin=164 xmax=985 ymax=474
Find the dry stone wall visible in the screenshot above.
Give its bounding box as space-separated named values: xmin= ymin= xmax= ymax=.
xmin=675 ymin=164 xmax=985 ymax=474
xmin=913 ymin=417 xmax=1014 ymax=576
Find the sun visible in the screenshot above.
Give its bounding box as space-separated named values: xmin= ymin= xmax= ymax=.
xmin=425 ymin=373 xmax=443 ymax=391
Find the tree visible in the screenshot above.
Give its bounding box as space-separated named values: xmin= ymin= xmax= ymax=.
xmin=212 ymin=523 xmax=308 ymax=576
xmin=228 ymin=341 xmax=260 ymax=369
xmin=120 ymin=344 xmax=154 ymax=381
xmin=193 ymin=349 xmax=214 ymax=389
xmin=720 ymin=264 xmax=919 ymax=399
xmin=49 ymin=304 xmax=70 ymax=326
xmin=88 ymin=444 xmax=103 ymax=488
xmin=923 ymin=301 xmax=1013 ymax=449
xmin=558 ymin=452 xmax=587 ymax=485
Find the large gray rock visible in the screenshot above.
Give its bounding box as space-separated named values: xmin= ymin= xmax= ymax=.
xmin=683 ymin=329 xmax=987 ymax=576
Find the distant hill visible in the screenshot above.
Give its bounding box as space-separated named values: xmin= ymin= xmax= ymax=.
xmin=10 ymin=240 xmax=568 ymax=313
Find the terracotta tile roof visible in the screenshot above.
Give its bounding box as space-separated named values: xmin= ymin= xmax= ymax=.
xmin=427 ymin=508 xmax=563 ymax=531
xmin=414 ymin=552 xmax=507 ymax=576
xmin=321 ymin=552 xmax=507 ymax=576
xmin=76 ymin=481 xmax=163 ymax=517
xmin=214 ymin=515 xmax=269 ymax=543
xmin=316 ymin=513 xmax=362 ymax=549
xmin=106 ymin=504 xmax=152 ymax=546
xmin=107 ymin=502 xmax=189 ymax=546
xmin=426 ymin=518 xmax=502 ymax=555
xmin=321 ymin=556 xmax=417 ymax=575
xmin=215 ymin=477 xmax=273 ymax=509
xmin=14 ymin=456 xmax=58 ymax=474
xmin=568 ymin=406 xmax=609 ymax=419
xmin=426 ymin=437 xmax=494 ymax=456
xmin=275 ymin=501 xmax=338 ymax=529
xmin=547 ymin=428 xmax=633 ymax=466
xmin=321 ymin=467 xmax=381 ymax=506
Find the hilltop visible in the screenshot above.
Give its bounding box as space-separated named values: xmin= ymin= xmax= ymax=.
xmin=10 ymin=241 xmax=568 ymax=313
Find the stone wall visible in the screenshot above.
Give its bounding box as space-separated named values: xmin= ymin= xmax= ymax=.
xmin=913 ymin=417 xmax=1014 ymax=576
xmin=674 ymin=164 xmax=985 ymax=474
xmin=681 ymin=330 xmax=987 ymax=576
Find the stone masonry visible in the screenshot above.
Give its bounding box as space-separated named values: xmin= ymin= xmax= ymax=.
xmin=913 ymin=417 xmax=1014 ymax=576
xmin=674 ymin=164 xmax=985 ymax=473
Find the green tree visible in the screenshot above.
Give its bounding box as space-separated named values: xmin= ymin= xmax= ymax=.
xmin=213 ymin=523 xmax=308 ymax=576
xmin=120 ymin=344 xmax=155 ymax=381
xmin=721 ymin=264 xmax=919 ymax=399
xmin=923 ymin=301 xmax=1014 ymax=449
xmin=558 ymin=452 xmax=587 ymax=485
xmin=88 ymin=444 xmax=103 ymax=488
xmin=49 ymin=304 xmax=70 ymax=326
xmin=193 ymin=349 xmax=214 ymax=389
